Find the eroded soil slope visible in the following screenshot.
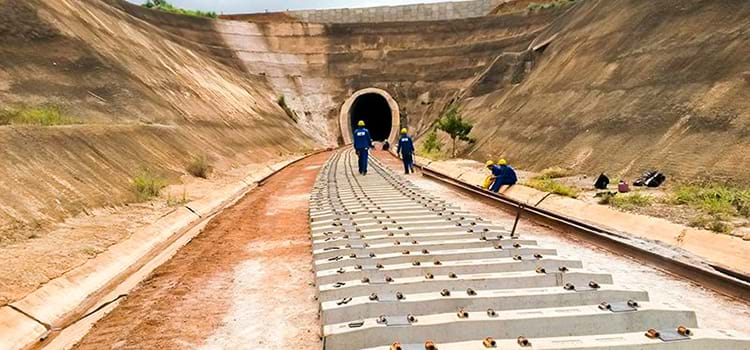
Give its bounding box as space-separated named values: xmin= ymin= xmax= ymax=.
xmin=461 ymin=0 xmax=750 ymax=181
xmin=0 ymin=0 xmax=315 ymax=238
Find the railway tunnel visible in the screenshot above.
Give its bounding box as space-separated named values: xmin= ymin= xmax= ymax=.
xmin=340 ymin=88 xmax=400 ymax=145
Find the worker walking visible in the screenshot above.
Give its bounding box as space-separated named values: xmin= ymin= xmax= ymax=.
xmin=353 ymin=120 xmax=373 ymax=175
xmin=397 ymin=128 xmax=415 ymax=174
xmin=489 ymin=158 xmax=517 ymax=192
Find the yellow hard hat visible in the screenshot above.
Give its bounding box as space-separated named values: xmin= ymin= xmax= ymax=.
xmin=357 ymin=120 xmax=365 ymax=127
xmin=497 ymin=159 xmax=507 ymax=166
xmin=400 ymin=128 xmax=408 ymax=134
xmin=485 ymin=160 xmax=494 ymax=167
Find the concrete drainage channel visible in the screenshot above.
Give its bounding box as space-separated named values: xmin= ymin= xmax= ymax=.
xmin=309 ymin=149 xmax=750 ymax=350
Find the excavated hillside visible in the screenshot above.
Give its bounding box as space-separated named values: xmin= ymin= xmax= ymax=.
xmin=2 ymin=0 xmax=748 ymax=272
xmin=0 ymin=0 xmax=317 ymax=237
xmin=462 ymin=0 xmax=750 ymax=182
xmin=3 ymin=0 xmax=748 ymax=234
xmin=224 ymin=0 xmax=750 ymax=181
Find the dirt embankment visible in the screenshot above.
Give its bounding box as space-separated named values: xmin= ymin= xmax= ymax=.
xmin=0 ymin=0 xmax=317 ymax=303
xmin=459 ymin=0 xmax=750 ymax=183
xmin=0 ymin=0 xmax=315 ymax=236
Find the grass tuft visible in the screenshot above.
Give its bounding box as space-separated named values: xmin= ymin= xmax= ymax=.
xmin=688 ymin=215 xmax=733 ymax=234
xmin=671 ymin=183 xmax=750 ymax=218
xmin=598 ymin=192 xmax=654 ymax=210
xmin=132 ymin=170 xmax=167 ymax=201
xmin=186 ymin=155 xmax=211 ymax=178
xmin=525 ymin=177 xmax=578 ymax=198
xmin=537 ymin=166 xmax=573 ymax=179
xmin=0 ymin=105 xmax=79 ymax=126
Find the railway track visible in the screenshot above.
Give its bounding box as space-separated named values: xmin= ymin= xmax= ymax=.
xmin=309 ymin=149 xmax=750 ymax=350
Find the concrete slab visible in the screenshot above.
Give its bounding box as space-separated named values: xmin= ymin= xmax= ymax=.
xmin=323 ymin=303 xmax=698 ymax=350
xmin=321 ymin=285 xmax=649 ymax=324
xmin=318 ymin=270 xmax=612 ymax=302
xmin=362 ymin=329 xmax=750 ymax=350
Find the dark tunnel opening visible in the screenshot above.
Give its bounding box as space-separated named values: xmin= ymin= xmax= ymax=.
xmin=349 ymin=93 xmax=392 ymax=141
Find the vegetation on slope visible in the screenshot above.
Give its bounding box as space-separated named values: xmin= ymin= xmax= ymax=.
xmin=525 ymin=177 xmax=579 ymax=198
xmin=186 ymin=155 xmax=211 ymax=179
xmin=131 ymin=169 xmax=167 ymax=201
xmin=598 ymin=192 xmax=654 ymax=210
xmin=437 ymin=104 xmax=474 ymax=158
xmin=527 ymin=0 xmax=578 ymax=12
xmin=669 ymin=183 xmax=750 ymax=234
xmin=0 ymin=106 xmax=79 ymax=126
xmin=142 ymin=0 xmax=217 ymax=18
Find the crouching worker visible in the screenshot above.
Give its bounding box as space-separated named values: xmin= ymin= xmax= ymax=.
xmin=482 ymin=160 xmax=495 ymax=189
xmin=353 ymin=120 xmax=373 ymax=175
xmin=490 ymin=158 xmax=517 ymax=192
xmin=397 ymin=128 xmax=415 ymax=174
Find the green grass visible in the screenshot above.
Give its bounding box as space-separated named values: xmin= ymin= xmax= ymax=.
xmin=142 ymin=0 xmax=217 ymax=18
xmin=598 ymin=192 xmax=654 ymax=210
xmin=525 ymin=178 xmax=578 ymax=198
xmin=186 ymin=155 xmax=211 ymax=178
xmin=537 ymin=166 xmax=573 ymax=179
xmin=671 ymin=183 xmax=750 ymax=218
xmin=527 ymin=0 xmax=577 ymax=11
xmin=132 ymin=170 xmax=167 ymax=201
xmin=0 ymin=106 xmax=79 ymax=126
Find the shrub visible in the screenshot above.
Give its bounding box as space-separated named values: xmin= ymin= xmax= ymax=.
xmin=142 ymin=0 xmax=217 ymax=18
xmin=186 ymin=155 xmax=211 ymax=178
xmin=421 ymin=129 xmax=443 ymax=153
xmin=0 ymin=105 xmax=79 ymax=126
xmin=436 ymin=103 xmax=474 ymax=158
xmin=525 ymin=178 xmax=578 ymax=198
xmin=132 ymin=170 xmax=167 ymax=201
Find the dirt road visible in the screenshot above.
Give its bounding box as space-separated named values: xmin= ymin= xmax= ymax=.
xmin=74 ymin=152 xmax=329 ymax=350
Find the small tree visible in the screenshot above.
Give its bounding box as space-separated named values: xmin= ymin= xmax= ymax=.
xmin=421 ymin=129 xmax=442 ymax=154
xmin=437 ymin=104 xmax=474 ymax=157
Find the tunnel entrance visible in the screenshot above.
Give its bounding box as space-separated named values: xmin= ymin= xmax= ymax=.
xmin=339 ymin=88 xmax=400 ymax=145
xmin=349 ymin=93 xmax=392 ymax=141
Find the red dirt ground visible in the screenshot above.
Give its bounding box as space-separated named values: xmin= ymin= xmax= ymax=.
xmin=73 ymin=152 xmax=329 ymax=350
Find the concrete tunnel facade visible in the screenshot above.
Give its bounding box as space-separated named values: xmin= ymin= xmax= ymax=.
xmin=339 ymin=88 xmax=400 ymax=145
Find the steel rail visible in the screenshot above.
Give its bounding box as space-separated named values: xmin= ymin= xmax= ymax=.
xmin=405 ymin=160 xmax=750 ymax=303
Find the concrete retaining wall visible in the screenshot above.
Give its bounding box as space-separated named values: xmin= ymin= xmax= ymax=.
xmin=286 ymin=0 xmax=507 ymax=23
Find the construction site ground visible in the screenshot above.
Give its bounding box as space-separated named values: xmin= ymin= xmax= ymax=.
xmin=73 ymin=152 xmax=329 ymax=350
xmin=69 ymin=150 xmax=750 ymax=349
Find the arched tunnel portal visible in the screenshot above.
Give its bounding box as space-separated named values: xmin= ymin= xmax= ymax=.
xmin=339 ymin=88 xmax=400 ymax=145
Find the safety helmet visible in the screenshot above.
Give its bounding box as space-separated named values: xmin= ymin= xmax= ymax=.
xmin=497 ymin=159 xmax=508 ymax=166
xmin=401 ymin=128 xmax=408 ymax=134
xmin=357 ymin=120 xmax=365 ymax=127
xmin=485 ymin=160 xmax=494 ymax=167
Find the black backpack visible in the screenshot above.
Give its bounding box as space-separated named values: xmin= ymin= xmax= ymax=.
xmin=594 ymin=173 xmax=610 ymax=190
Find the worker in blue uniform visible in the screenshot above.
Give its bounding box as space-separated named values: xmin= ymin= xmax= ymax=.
xmin=397 ymin=128 xmax=415 ymax=174
xmin=490 ymin=158 xmax=517 ymax=192
xmin=352 ymin=120 xmax=373 ymax=175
